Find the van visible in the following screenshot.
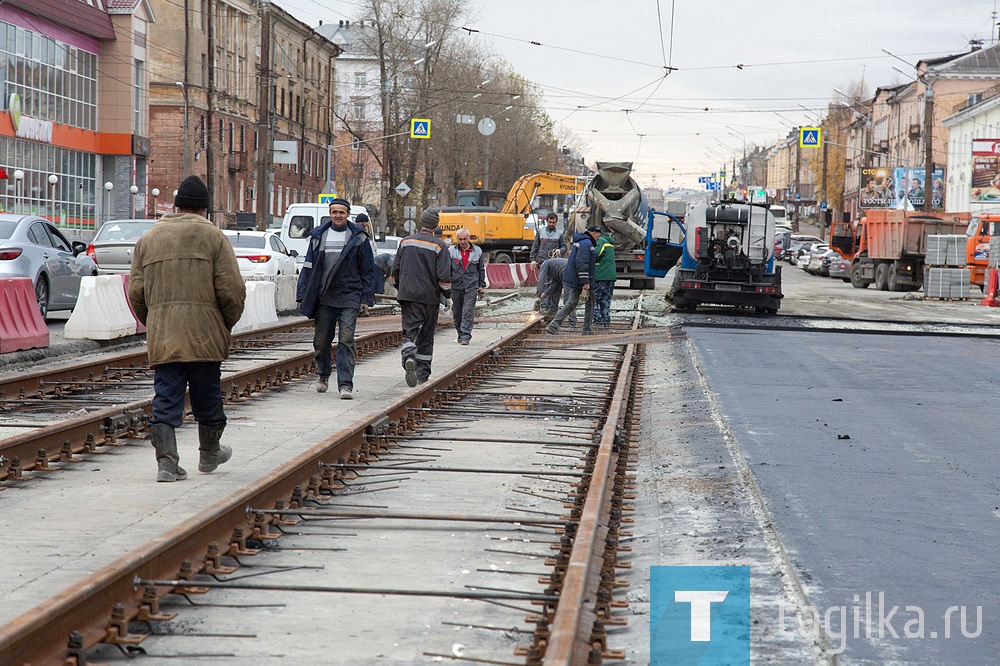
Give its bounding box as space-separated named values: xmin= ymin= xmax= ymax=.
xmin=769 ymin=205 xmax=790 ymax=225
xmin=280 ymin=203 xmax=370 ymax=267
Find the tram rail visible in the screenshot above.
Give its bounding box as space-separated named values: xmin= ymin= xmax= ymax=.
xmin=0 ymin=314 xmax=645 ymax=665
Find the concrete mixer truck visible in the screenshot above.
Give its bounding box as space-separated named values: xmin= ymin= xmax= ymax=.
xmin=568 ymin=162 xmax=653 ymax=289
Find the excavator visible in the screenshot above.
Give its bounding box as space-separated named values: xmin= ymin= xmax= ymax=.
xmin=438 ymin=172 xmax=587 ymax=263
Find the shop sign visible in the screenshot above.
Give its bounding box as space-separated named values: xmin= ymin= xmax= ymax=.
xmin=8 ymin=93 xmax=54 ymax=143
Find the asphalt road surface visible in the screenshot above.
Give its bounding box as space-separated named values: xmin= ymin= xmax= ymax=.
xmin=687 ymin=325 xmax=1000 ymax=664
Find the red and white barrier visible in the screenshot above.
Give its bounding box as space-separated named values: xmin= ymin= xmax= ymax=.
xmin=120 ymin=274 xmax=146 ymax=334
xmin=485 ymin=262 xmax=539 ymax=289
xmin=0 ymin=277 xmax=49 ymax=353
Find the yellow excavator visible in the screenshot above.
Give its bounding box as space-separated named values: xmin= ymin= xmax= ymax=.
xmin=438 ymin=172 xmax=586 ymax=263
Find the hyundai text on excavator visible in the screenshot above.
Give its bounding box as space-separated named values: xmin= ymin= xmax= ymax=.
xmin=437 ymin=172 xmax=586 ymax=263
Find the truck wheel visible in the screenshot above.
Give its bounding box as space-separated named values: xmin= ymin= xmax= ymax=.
xmin=887 ymin=263 xmax=902 ymax=292
xmin=874 ymin=263 xmax=889 ymax=291
xmin=850 ymin=264 xmax=869 ymax=289
xmin=492 ymin=253 xmax=513 ymax=264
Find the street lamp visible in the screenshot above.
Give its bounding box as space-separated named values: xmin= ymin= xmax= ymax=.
xmin=12 ymin=169 xmax=24 ymax=213
xmin=176 ymin=82 xmax=190 ymax=178
xmin=103 ymin=181 xmax=114 ymax=227
xmin=129 ymin=185 xmax=139 ymax=217
xmin=48 ymin=174 xmax=58 ymax=224
xmin=151 ymin=188 xmax=160 ymax=217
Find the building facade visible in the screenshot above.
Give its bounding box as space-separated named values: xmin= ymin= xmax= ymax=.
xmin=0 ymin=0 xmax=152 ymax=235
xmin=146 ymin=0 xmax=339 ymax=227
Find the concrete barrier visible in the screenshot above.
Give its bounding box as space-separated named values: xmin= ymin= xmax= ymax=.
xmin=513 ymin=262 xmax=539 ymax=288
xmin=245 ymin=274 xmax=299 ymax=315
xmin=232 ymin=280 xmax=279 ymax=334
xmin=0 ymin=278 xmax=49 ymax=353
xmin=64 ymin=275 xmax=137 ymax=340
xmin=119 ymin=274 xmax=146 ymax=334
xmin=485 ymin=263 xmax=514 ymax=289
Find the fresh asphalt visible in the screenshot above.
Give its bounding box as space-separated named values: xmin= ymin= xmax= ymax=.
xmin=688 ymin=326 xmax=1000 ymax=664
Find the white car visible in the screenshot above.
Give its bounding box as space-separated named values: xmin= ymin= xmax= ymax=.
xmin=223 ymin=230 xmax=298 ymax=276
xmin=376 ymin=235 xmax=403 ymax=257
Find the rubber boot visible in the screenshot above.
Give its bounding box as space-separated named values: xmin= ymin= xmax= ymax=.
xmin=150 ymin=423 xmax=187 ymax=482
xmin=198 ymin=424 xmax=232 ymax=473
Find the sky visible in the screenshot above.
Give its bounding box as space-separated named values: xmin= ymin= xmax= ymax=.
xmin=278 ymin=0 xmax=1000 ymax=190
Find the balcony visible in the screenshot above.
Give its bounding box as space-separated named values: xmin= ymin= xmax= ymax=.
xmin=908 ymin=124 xmax=921 ymax=139
xmin=877 ymin=140 xmax=889 ymax=153
xmin=228 ymin=153 xmax=248 ymax=172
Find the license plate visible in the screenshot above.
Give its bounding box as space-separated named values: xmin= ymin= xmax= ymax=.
xmin=715 ymin=283 xmax=742 ymax=291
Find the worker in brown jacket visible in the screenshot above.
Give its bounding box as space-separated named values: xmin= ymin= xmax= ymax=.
xmin=128 ymin=176 xmax=246 ymax=482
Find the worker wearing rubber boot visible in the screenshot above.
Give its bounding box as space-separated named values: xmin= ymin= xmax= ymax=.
xmin=129 ymin=176 xmax=246 ymax=482
xmin=392 ymin=208 xmax=451 ymax=386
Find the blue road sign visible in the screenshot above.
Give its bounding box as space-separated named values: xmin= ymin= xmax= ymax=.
xmin=820 ymin=201 xmax=828 ymax=210
xmin=799 ymin=127 xmax=821 ymax=148
xmin=794 ymin=193 xmax=802 ymax=201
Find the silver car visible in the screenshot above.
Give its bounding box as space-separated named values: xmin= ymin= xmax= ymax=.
xmin=87 ymin=219 xmax=157 ymax=275
xmin=0 ymin=214 xmax=97 ymax=318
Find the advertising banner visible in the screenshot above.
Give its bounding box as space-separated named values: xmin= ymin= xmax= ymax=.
xmin=860 ymin=166 xmax=943 ymax=209
xmin=971 ymin=138 xmax=1000 ymax=202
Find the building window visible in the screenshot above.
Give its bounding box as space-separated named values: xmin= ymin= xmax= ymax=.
xmin=133 ymin=60 xmax=145 ymax=135
xmin=354 ymin=101 xmax=365 ymax=120
xmin=354 ymin=72 xmax=366 ymax=90
xmin=352 ymin=135 xmax=361 ymax=151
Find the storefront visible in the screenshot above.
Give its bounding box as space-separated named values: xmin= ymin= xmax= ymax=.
xmin=0 ymin=4 xmax=137 ymax=236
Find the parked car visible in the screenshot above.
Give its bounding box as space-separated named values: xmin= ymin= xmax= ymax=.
xmin=828 ymin=254 xmax=852 ymax=282
xmin=0 ymin=214 xmax=97 ymax=318
xmin=799 ymin=244 xmax=830 ymax=273
xmin=806 ymin=248 xmax=839 ymax=276
xmin=376 ymin=234 xmax=403 ymax=257
xmin=223 ymin=230 xmax=298 ymax=276
xmin=86 ymin=219 xmax=157 ymax=274
xmin=790 ymin=241 xmax=826 ymax=265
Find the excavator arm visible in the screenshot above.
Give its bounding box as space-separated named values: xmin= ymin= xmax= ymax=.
xmin=500 ymin=172 xmax=587 ymax=214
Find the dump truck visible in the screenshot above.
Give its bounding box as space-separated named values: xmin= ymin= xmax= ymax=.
xmin=568 ymin=162 xmax=652 ymax=288
xmin=965 ymin=213 xmax=1000 ymax=288
xmin=646 ymin=200 xmax=782 ymax=313
xmin=829 ymin=209 xmax=969 ymax=290
xmin=437 ymin=172 xmax=586 ymax=263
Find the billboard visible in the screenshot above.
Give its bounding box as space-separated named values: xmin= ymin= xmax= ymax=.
xmin=860 ymin=166 xmax=943 ymax=209
xmin=971 ymin=138 xmax=1000 ymax=202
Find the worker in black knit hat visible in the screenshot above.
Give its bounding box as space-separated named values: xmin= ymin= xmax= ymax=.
xmin=391 ymin=207 xmax=452 ymax=387
xmin=295 ymin=197 xmax=378 ymax=399
xmin=128 ymin=175 xmax=246 ymax=482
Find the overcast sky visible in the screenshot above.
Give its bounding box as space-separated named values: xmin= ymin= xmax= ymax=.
xmin=279 ymin=0 xmax=1000 ymax=190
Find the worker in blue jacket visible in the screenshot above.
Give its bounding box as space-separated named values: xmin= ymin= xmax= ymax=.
xmin=296 ymin=197 xmax=379 ymax=399
xmin=545 ymin=226 xmax=600 ymax=335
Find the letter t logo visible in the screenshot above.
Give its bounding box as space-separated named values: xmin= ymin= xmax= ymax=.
xmin=674 ymin=590 xmax=729 ymax=641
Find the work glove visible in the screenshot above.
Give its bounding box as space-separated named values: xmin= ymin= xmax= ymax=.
xmin=359 ymin=304 xmax=370 ymax=316
xmin=532 ymin=297 xmax=541 ymax=311
xmin=580 ymin=289 xmax=590 ymax=303
xmin=478 ymin=287 xmax=485 ymax=297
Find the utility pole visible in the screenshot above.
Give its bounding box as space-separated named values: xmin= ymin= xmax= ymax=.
xmin=255 ymin=0 xmax=272 ymax=231
xmin=923 ymin=76 xmax=935 ymax=213
xmin=794 ymin=130 xmax=801 ymax=231
xmin=206 ymin=0 xmax=216 ymax=224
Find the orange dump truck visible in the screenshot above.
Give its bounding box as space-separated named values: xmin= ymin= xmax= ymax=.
xmin=830 ymin=209 xmax=969 ymax=291
xmin=965 ymin=214 xmax=1000 ymax=288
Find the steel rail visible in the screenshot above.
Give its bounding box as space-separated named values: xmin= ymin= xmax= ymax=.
xmin=0 ymin=327 xmax=400 ymax=483
xmin=0 ymin=319 xmax=541 ymax=665
xmin=544 ymin=314 xmax=641 ymax=664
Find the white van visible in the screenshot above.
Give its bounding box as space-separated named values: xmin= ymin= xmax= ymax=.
xmin=280 ymin=203 xmax=370 ymax=267
xmin=769 ymin=205 xmax=791 ymax=226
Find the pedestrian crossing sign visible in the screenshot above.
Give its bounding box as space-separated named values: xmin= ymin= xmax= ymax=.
xmin=410 ymin=118 xmax=431 ymax=139
xmin=800 ymin=127 xmax=822 ymax=148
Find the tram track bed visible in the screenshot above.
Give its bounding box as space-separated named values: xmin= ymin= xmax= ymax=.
xmin=0 ymin=308 xmax=822 ymax=664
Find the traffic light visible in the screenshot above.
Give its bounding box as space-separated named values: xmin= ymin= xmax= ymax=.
xmin=742 ymin=188 xmax=748 ymax=199
xmin=476 ymin=180 xmax=483 ymax=188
